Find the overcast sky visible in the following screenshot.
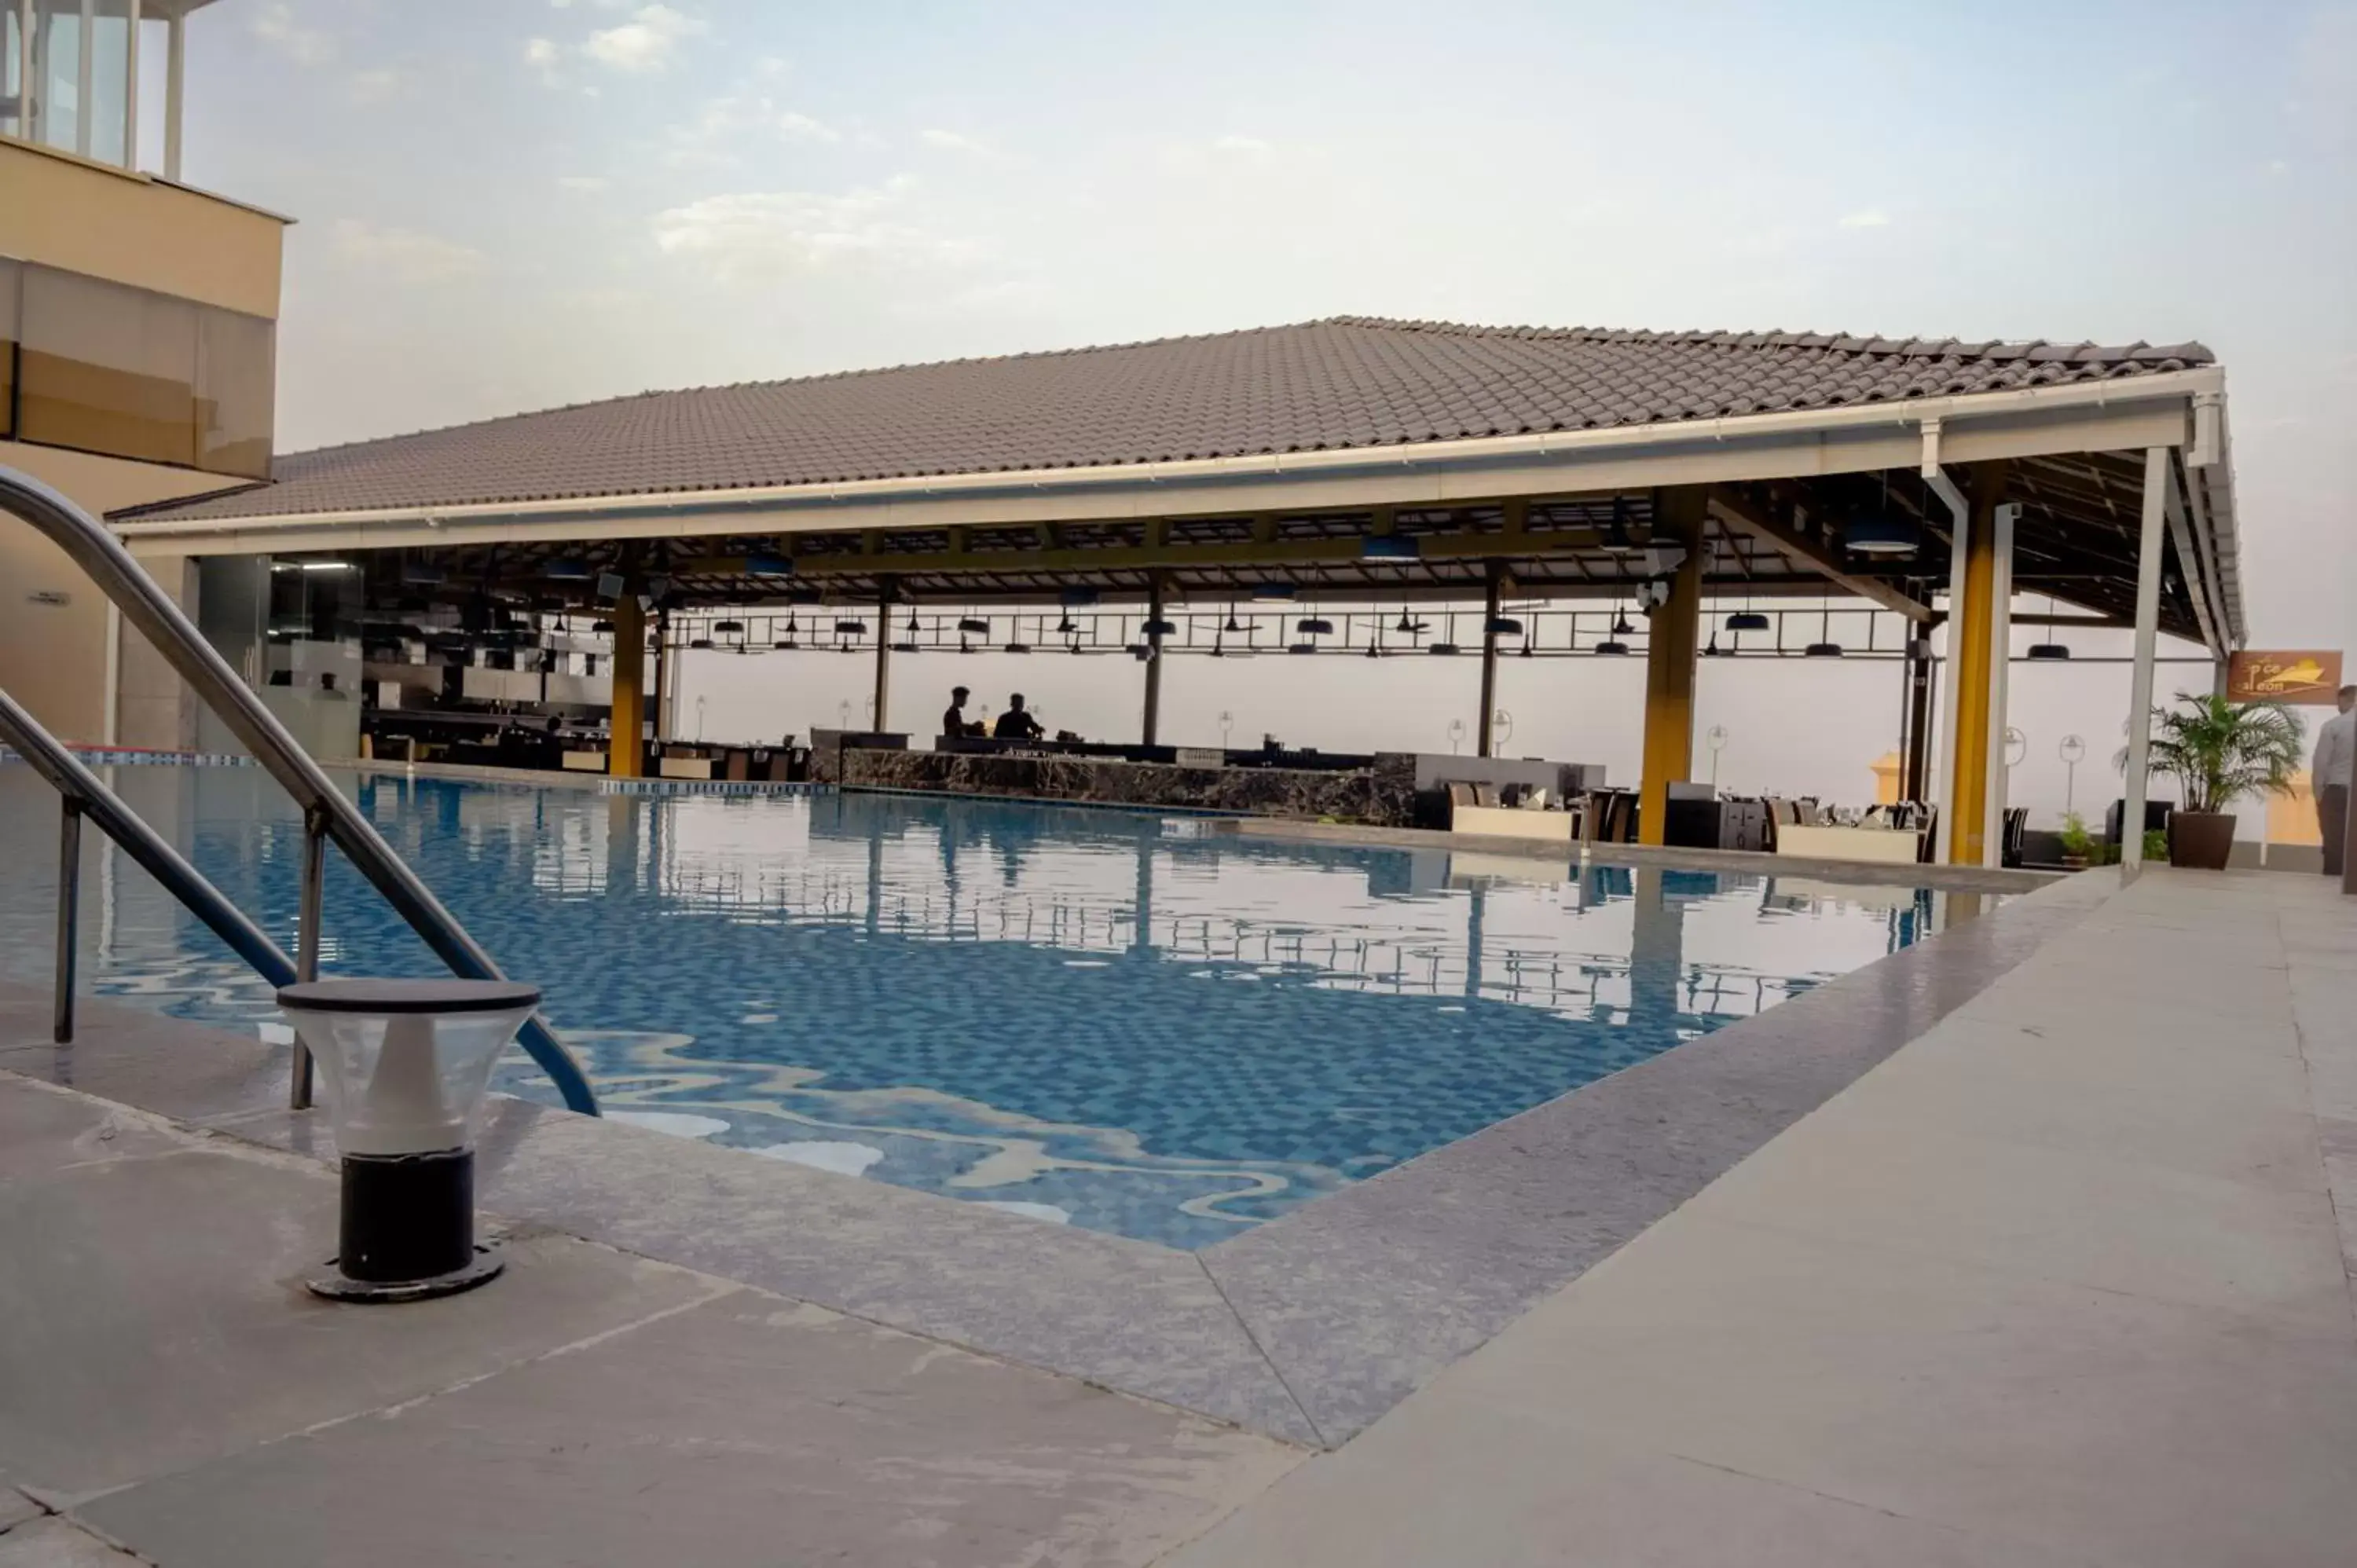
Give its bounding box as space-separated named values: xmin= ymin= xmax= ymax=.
xmin=185 ymin=0 xmax=2354 ymax=654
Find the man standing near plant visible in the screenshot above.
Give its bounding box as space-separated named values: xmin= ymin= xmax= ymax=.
xmin=2314 ymin=684 xmax=2355 ymax=877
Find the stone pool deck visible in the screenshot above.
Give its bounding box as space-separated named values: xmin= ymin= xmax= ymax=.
xmin=2 ymin=866 xmax=2352 ymax=1563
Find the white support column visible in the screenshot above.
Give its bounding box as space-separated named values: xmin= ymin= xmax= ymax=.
xmin=75 ymin=0 xmax=91 ymax=157
xmin=102 ymin=603 xmax=121 ymax=746
xmin=163 ymin=8 xmax=182 ymax=179
xmin=121 ymin=0 xmax=137 ymax=170
xmin=1930 ymin=496 xmax=1970 ymax=865
xmin=1980 ymin=501 xmax=2018 ymax=869
xmin=10 ymin=0 xmax=28 ymax=140
xmin=2121 ymin=447 xmax=2169 ymax=872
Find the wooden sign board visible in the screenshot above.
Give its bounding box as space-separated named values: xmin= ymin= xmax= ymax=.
xmin=2227 ymin=650 xmax=2344 ymax=705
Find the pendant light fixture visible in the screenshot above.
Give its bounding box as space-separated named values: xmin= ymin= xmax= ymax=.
xmin=2026 ymin=593 xmax=2073 ymax=661
xmin=1600 ymin=496 xmax=1640 ymax=554
xmin=1804 ymin=606 xmax=1842 ymax=658
xmin=1844 ymin=471 xmax=1921 ymax=557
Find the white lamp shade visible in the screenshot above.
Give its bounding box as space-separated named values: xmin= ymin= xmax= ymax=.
xmin=277 ymin=980 xmax=541 ymax=1157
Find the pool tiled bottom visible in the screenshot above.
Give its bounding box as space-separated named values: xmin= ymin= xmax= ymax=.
xmin=0 ymin=766 xmax=1963 ymax=1247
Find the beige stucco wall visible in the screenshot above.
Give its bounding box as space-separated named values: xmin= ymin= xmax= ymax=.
xmin=0 ymin=139 xmax=285 ymax=319
xmin=0 ymin=442 xmax=242 ymax=745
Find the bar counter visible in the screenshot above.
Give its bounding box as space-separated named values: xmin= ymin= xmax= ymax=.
xmin=814 ymin=735 xmax=1419 ymax=824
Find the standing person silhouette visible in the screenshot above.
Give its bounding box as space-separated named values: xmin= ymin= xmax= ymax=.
xmin=941 ymin=686 xmax=970 ymax=739
xmin=2314 ymin=684 xmax=2355 ymax=877
xmin=994 ymin=694 xmax=1044 ymax=740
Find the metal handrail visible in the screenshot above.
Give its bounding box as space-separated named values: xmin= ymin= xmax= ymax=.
xmin=0 ymin=465 xmax=598 ymax=1116
xmin=0 ymin=688 xmax=297 ymax=1039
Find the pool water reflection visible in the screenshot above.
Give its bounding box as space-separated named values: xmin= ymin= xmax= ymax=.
xmin=0 ymin=766 xmax=1968 ymax=1248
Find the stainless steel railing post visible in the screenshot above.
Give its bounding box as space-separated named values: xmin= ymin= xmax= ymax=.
xmin=0 ymin=464 xmax=597 ymax=1116
xmin=291 ymin=807 xmax=326 ymax=1109
xmin=55 ymin=800 xmax=82 ymax=1044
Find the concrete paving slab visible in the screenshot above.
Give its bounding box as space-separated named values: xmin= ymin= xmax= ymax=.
xmin=0 ymin=1489 xmax=42 ymax=1536
xmin=80 ymin=1287 xmax=1302 ymax=1568
xmin=212 ymin=1097 xmax=1322 ymax=1447
xmin=1959 ymin=973 xmax=2297 ymax=1038
xmin=1428 ymin=1215 xmax=2357 ymax=1568
xmin=0 ymin=989 xmax=295 ymax=1128
xmin=1164 ymin=1396 xmax=2108 ymax=1568
xmin=0 ymin=1090 xmax=727 ymax=1496
xmin=1829 ymin=1013 xmax=2325 ymax=1192
xmin=1681 ymin=1112 xmax=2352 ymax=1330
xmin=0 ymin=1075 xmax=191 ymax=1179
xmin=0 ymin=1519 xmax=144 ymax=1567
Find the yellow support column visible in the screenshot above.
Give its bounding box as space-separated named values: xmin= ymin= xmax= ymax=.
xmin=1637 ymin=486 xmax=1708 ymax=846
xmin=1945 ymin=472 xmax=2006 ymax=865
xmin=609 ymin=592 xmax=645 ymax=779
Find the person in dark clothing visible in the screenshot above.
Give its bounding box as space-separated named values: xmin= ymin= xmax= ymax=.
xmin=942 ymin=686 xmax=970 ymax=740
xmin=2315 ymin=684 xmax=2355 ymax=877
xmin=994 ymin=694 xmax=1044 ymax=740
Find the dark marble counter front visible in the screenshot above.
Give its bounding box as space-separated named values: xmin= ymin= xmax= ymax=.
xmin=836 ymin=746 xmax=1418 ymax=826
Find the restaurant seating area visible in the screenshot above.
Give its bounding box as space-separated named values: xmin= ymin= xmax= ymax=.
xmin=1434 ymin=785 xmax=2043 ymax=870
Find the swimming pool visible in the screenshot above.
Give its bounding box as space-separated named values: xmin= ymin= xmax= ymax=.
xmin=0 ymin=764 xmax=1962 ymax=1247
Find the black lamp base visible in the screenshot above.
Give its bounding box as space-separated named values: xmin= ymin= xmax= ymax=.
xmin=308 ymin=1148 xmax=499 ymax=1303
xmin=307 ymin=1244 xmax=504 ymax=1303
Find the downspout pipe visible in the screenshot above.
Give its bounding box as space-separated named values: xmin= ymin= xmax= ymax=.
xmin=1921 ymin=421 xmax=1970 ymax=864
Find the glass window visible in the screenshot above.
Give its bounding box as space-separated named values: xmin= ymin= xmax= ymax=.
xmin=0 ymin=259 xmax=17 ymax=441
xmin=20 ymin=265 xmax=200 ymax=467
xmin=31 ymin=0 xmax=81 ymax=157
xmin=86 ymin=2 xmax=134 ymax=168
xmin=196 ymin=306 xmax=273 ymax=478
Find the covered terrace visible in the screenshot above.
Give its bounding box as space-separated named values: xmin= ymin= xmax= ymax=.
xmin=112 ymin=317 xmax=2245 ymax=868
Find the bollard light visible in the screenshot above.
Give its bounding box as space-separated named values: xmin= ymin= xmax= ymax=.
xmin=277 ymin=979 xmax=542 ymax=1303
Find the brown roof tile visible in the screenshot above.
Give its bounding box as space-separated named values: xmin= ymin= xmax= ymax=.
xmin=124 ymin=317 xmax=2214 ymax=523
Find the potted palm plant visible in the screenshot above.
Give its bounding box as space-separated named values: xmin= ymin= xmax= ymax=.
xmin=2131 ymin=694 xmax=2304 ymax=871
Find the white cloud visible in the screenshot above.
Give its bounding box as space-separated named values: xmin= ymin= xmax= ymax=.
xmin=920 ymin=128 xmax=992 ymax=156
xmin=331 ymin=219 xmax=489 ymax=285
xmin=251 ymin=2 xmax=333 ymax=66
xmin=1838 ymin=209 xmax=1893 ymax=229
xmin=650 ymin=181 xmax=982 ymax=282
xmin=1211 ymin=134 xmax=1272 ymax=156
xmin=775 ymin=111 xmax=841 ymax=144
xmin=584 ymin=4 xmax=706 ymax=73
xmin=558 ymin=174 xmax=611 ymax=192
xmin=524 ymin=36 xmax=565 ymax=86
xmin=350 ymin=67 xmax=405 ymax=104
xmin=665 ymin=95 xmax=841 ymax=167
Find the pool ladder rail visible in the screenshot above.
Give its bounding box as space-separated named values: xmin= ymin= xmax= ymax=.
xmin=0 ymin=463 xmax=598 ymax=1118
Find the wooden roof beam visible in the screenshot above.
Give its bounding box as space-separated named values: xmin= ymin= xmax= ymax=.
xmin=1706 ymin=487 xmax=1935 ymax=623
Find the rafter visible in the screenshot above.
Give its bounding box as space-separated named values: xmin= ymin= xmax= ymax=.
xmin=1706 ymin=488 xmax=1935 ymax=623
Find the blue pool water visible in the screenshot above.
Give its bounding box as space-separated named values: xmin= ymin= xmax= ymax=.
xmin=0 ymin=764 xmax=1961 ymax=1247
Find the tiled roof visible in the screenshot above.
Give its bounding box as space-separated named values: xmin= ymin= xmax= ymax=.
xmin=129 ymin=317 xmax=2214 ymax=523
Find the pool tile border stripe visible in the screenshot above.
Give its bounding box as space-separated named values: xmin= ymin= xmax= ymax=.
xmin=0 ymin=867 xmax=2117 ymax=1449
